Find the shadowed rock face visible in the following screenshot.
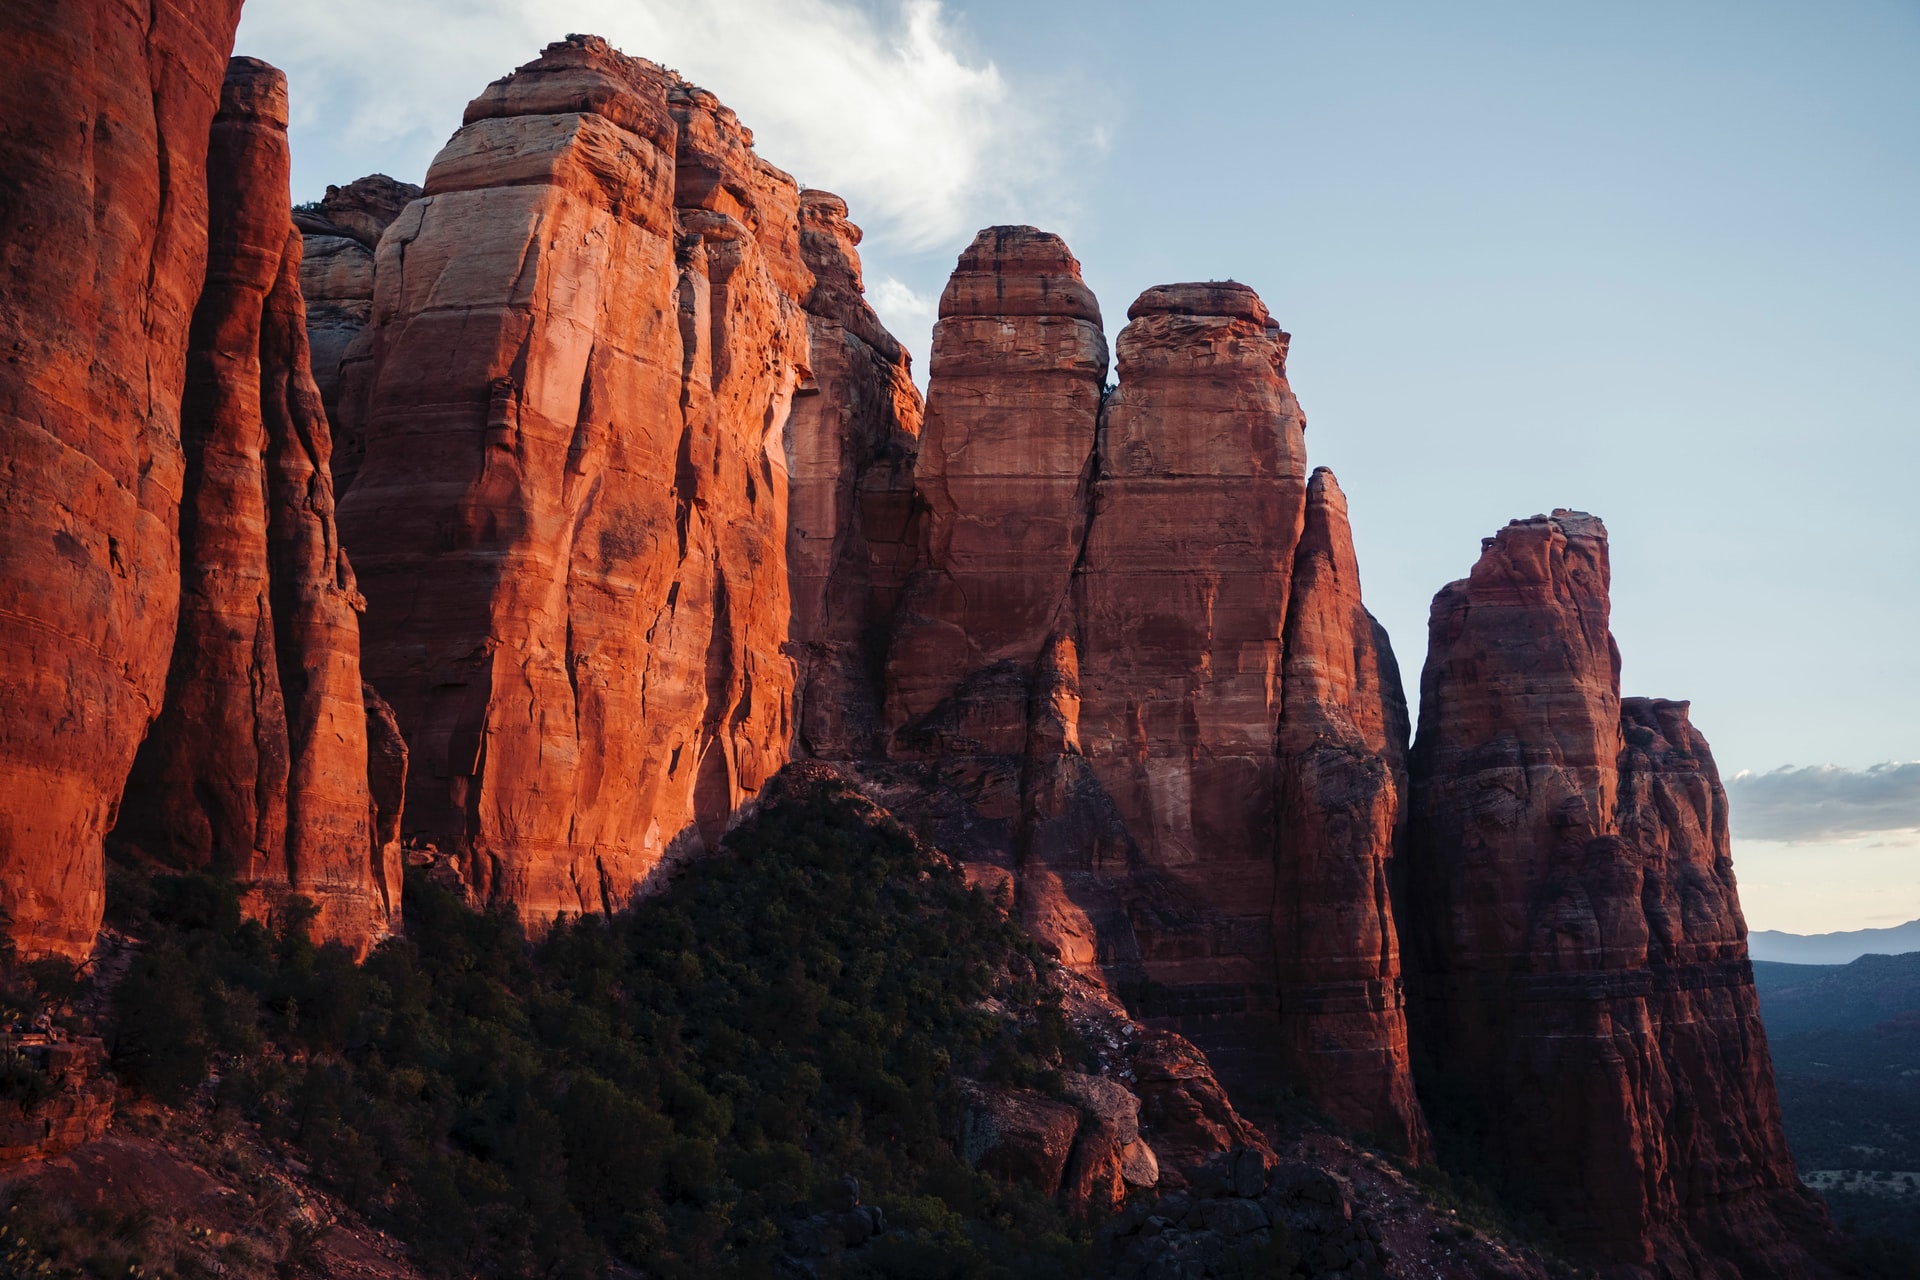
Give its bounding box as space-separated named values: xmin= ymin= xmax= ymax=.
xmin=0 ymin=0 xmax=245 ymax=959
xmin=111 ymin=59 xmax=396 ymax=955
xmin=784 ymin=191 xmax=922 ymax=760
xmin=293 ymin=174 xmax=422 ymax=495
xmin=1402 ymin=510 xmax=1842 ymax=1276
xmin=1272 ymin=469 xmax=1429 ymax=1158
xmin=337 ymin=36 xmax=810 ymax=925
xmin=1071 ymin=281 xmax=1309 ymax=1060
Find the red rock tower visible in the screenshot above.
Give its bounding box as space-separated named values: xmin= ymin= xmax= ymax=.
xmin=1403 ymin=510 xmax=1842 ymax=1273
xmin=111 ymin=58 xmax=400 ymax=954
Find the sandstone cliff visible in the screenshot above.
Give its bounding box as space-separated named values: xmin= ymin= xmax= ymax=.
xmin=1402 ymin=510 xmax=1841 ymax=1276
xmin=338 ymin=36 xmax=810 ymax=923
xmin=784 ymin=191 xmax=923 ymax=760
xmin=885 ymin=226 xmax=1107 ymax=751
xmin=874 ymin=261 xmax=1428 ymax=1156
xmin=110 ymin=58 xmax=396 ymax=954
xmin=1272 ymin=469 xmax=1429 ymax=1157
xmin=0 ymin=0 xmax=245 ymax=959
xmin=292 ymin=173 xmax=421 ymax=495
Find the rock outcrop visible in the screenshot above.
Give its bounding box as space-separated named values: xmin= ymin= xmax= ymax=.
xmin=0 ymin=0 xmax=245 ymax=959
xmin=1069 ymin=281 xmax=1309 ymax=1063
xmin=110 ymin=58 xmax=396 ymax=954
xmin=784 ymin=191 xmax=922 ymax=759
xmin=338 ymin=36 xmax=810 ymax=923
xmin=1272 ymin=470 xmax=1428 ymax=1156
xmin=884 ymin=228 xmax=1107 ymax=748
xmin=1402 ymin=510 xmax=1841 ymax=1276
xmin=292 ymin=174 xmax=421 ymax=494
xmin=875 ymin=262 xmax=1427 ymax=1155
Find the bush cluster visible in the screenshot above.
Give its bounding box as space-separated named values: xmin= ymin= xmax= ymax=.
xmin=106 ymin=778 xmax=1090 ymax=1279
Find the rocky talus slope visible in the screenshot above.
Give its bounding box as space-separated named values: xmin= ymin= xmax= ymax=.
xmin=1402 ymin=511 xmax=1845 ymax=1277
xmin=0 ymin=0 xmax=246 ymax=959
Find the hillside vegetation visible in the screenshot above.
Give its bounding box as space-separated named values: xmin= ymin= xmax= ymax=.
xmin=65 ymin=775 xmax=1093 ymax=1279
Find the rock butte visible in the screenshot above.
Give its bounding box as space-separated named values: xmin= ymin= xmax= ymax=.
xmin=336 ymin=35 xmax=812 ymax=922
xmin=1402 ymin=510 xmax=1841 ymax=1276
xmin=0 ymin=15 xmax=1850 ymax=1271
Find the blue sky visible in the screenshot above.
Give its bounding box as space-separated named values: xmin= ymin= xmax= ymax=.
xmin=238 ymin=0 xmax=1920 ymax=931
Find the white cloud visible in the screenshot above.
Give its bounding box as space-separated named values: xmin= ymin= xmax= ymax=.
xmin=867 ymin=276 xmax=939 ymax=361
xmin=238 ymin=0 xmax=1072 ymax=251
xmin=1726 ymin=761 xmax=1920 ymax=842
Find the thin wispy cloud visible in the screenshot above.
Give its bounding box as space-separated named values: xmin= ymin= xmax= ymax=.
xmin=1727 ymin=761 xmax=1920 ymax=842
xmin=237 ymin=0 xmax=1075 ymax=251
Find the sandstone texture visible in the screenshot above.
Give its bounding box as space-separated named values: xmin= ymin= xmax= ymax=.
xmin=0 ymin=1038 xmax=115 ymax=1163
xmin=338 ymin=37 xmax=811 ymax=924
xmin=876 ymin=259 xmax=1427 ymax=1157
xmin=885 ymin=227 xmax=1107 ymax=749
xmin=0 ymin=0 xmax=244 ymax=958
xmin=1071 ymin=281 xmax=1308 ymax=1060
xmin=784 ymin=191 xmax=922 ymax=759
xmin=1402 ymin=511 xmax=1842 ymax=1277
xmin=111 ymin=58 xmax=395 ymax=954
xmin=1272 ymin=470 xmax=1428 ymax=1157
xmin=292 ymin=173 xmax=422 ymax=494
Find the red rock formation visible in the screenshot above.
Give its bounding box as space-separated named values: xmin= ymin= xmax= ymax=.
xmin=885 ymin=227 xmax=1107 ymax=750
xmin=0 ymin=0 xmax=244 ymax=958
xmin=1272 ymin=468 xmax=1428 ymax=1157
xmin=339 ymin=36 xmax=809 ymax=924
xmin=1072 ymin=282 xmax=1307 ymax=1059
xmin=785 ymin=191 xmax=922 ymax=759
xmin=1403 ymin=510 xmax=1841 ymax=1276
xmin=878 ymin=265 xmax=1425 ymax=1151
xmin=111 ymin=58 xmax=395 ymax=954
xmin=293 ymin=174 xmax=422 ymax=494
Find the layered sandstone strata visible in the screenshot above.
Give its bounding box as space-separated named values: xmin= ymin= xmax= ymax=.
xmin=1071 ymin=282 xmax=1308 ymax=1055
xmin=0 ymin=0 xmax=244 ymax=958
xmin=1272 ymin=469 xmax=1428 ymax=1156
xmin=784 ymin=191 xmax=922 ymax=759
xmin=1402 ymin=511 xmax=1839 ymax=1276
xmin=338 ymin=36 xmax=809 ymax=922
xmin=885 ymin=227 xmax=1107 ymax=749
xmin=879 ymin=264 xmax=1426 ymax=1153
xmin=293 ymin=173 xmax=422 ymax=494
xmin=111 ymin=59 xmax=397 ymax=954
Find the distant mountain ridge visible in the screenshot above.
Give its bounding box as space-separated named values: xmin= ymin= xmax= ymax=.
xmin=1749 ymin=919 xmax=1920 ymax=964
xmin=1753 ymin=952 xmax=1920 ymax=1036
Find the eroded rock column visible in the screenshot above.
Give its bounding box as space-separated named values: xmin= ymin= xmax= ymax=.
xmin=112 ymin=58 xmax=395 ymax=954
xmin=1403 ymin=510 xmax=1839 ymax=1275
xmin=785 ymin=191 xmax=923 ymax=759
xmin=1273 ymin=468 xmax=1428 ymax=1157
xmin=1072 ymin=283 xmax=1309 ymax=1060
xmin=0 ymin=0 xmax=245 ymax=958
xmin=885 ymin=227 xmax=1107 ymax=751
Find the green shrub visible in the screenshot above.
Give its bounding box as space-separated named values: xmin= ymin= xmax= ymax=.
xmin=107 ymin=777 xmax=1092 ymax=1278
